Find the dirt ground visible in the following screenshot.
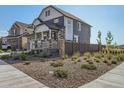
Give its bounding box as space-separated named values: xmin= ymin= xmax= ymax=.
xmin=8 ymin=56 xmax=119 ymax=88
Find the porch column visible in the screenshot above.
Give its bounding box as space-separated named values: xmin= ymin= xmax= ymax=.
xmin=49 ymin=29 xmax=51 ymax=39
xmin=41 ymin=32 xmax=44 ymax=40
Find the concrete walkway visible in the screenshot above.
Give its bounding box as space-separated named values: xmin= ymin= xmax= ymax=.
xmin=0 ymin=60 xmax=47 ymax=88
xmin=80 ymin=62 xmax=124 ymax=88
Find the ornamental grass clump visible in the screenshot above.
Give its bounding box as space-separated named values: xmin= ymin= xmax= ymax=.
xmin=83 ymin=56 xmax=88 ymax=60
xmin=93 ymin=52 xmax=101 ymax=59
xmin=81 ymin=64 xmax=96 ymax=70
xmin=71 ymin=52 xmax=80 ymax=61
xmin=102 ymin=58 xmax=109 ymax=63
xmin=111 ymin=57 xmax=118 ymax=64
xmin=119 ymin=54 xmax=124 ymax=61
xmin=83 ymin=52 xmax=91 ymax=58
xmin=107 ymin=61 xmax=112 ymax=66
xmin=54 ymin=69 xmax=68 ymax=78
xmin=50 ymin=60 xmax=64 ymax=67
xmin=93 ymin=57 xmax=100 ymax=63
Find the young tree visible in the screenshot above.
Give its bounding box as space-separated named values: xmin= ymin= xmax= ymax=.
xmin=106 ymin=31 xmax=113 ymax=48
xmin=96 ymin=31 xmax=102 ymax=51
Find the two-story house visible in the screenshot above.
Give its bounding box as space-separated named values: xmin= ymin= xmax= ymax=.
xmin=28 ymin=5 xmax=91 ymax=55
xmin=6 ymin=21 xmax=33 ymax=50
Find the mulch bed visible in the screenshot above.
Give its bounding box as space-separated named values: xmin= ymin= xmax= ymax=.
xmin=7 ymin=56 xmax=121 ymax=88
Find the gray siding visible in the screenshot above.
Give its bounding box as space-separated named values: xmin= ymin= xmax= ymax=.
xmin=73 ymin=20 xmax=91 ymax=44
xmin=45 ymin=16 xmax=64 ymax=27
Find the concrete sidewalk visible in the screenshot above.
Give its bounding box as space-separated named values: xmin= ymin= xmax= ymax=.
xmin=80 ymin=62 xmax=124 ymax=88
xmin=0 ymin=60 xmax=47 ymax=88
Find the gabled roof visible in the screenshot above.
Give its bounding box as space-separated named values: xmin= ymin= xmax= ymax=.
xmin=9 ymin=21 xmax=33 ymax=34
xmin=15 ymin=21 xmax=32 ymax=29
xmin=36 ymin=18 xmax=65 ymax=30
xmin=40 ymin=5 xmax=91 ymax=27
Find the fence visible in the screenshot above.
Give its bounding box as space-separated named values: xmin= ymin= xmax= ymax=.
xmin=65 ymin=41 xmax=105 ymax=55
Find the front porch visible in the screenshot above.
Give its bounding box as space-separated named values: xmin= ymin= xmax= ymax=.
xmin=28 ymin=29 xmax=65 ymax=57
xmin=35 ymin=29 xmax=59 ymax=49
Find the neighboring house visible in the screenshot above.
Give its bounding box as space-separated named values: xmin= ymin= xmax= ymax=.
xmin=1 ymin=37 xmax=11 ymax=50
xmin=4 ymin=21 xmax=33 ymax=50
xmin=29 ymin=5 xmax=92 ymax=55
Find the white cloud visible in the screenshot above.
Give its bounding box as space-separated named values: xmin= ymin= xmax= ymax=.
xmin=0 ymin=30 xmax=8 ymax=37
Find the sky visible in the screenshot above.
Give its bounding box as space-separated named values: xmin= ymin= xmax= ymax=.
xmin=0 ymin=5 xmax=124 ymax=45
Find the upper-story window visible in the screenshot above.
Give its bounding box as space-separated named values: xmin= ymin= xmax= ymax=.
xmin=77 ymin=22 xmax=81 ymax=31
xmin=45 ymin=10 xmax=50 ymax=17
xmin=45 ymin=11 xmax=47 ymax=17
xmin=54 ymin=18 xmax=59 ymax=23
xmin=48 ymin=10 xmax=50 ymax=16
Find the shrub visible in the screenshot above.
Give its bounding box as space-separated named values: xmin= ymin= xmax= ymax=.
xmin=83 ymin=56 xmax=88 ymax=60
xmin=0 ymin=49 xmax=4 ymax=53
xmin=105 ymin=54 xmax=113 ymax=60
xmin=72 ymin=56 xmax=78 ymax=61
xmin=83 ymin=52 xmax=91 ymax=58
xmin=76 ymin=58 xmax=81 ymax=62
xmin=71 ymin=52 xmax=80 ymax=61
xmin=7 ymin=49 xmax=12 ymax=53
xmin=54 ymin=69 xmax=68 ymax=78
xmin=81 ymin=64 xmax=97 ymax=70
xmin=94 ymin=57 xmax=100 ymax=63
xmin=93 ymin=52 xmax=101 ymax=59
xmin=107 ymin=61 xmax=112 ymax=66
xmin=86 ymin=59 xmax=91 ymax=62
xmin=24 ymin=61 xmax=32 ymax=65
xmin=50 ymin=60 xmax=64 ymax=67
xmin=20 ymin=53 xmax=27 ymax=60
xmin=88 ymin=60 xmax=93 ymax=64
xmin=102 ymin=58 xmax=108 ymax=63
xmin=119 ymin=54 xmax=124 ymax=61
xmin=73 ymin=59 xmax=81 ymax=64
xmin=0 ymin=55 xmax=10 ymax=60
xmin=111 ymin=58 xmax=117 ymax=64
xmin=62 ymin=54 xmax=68 ymax=60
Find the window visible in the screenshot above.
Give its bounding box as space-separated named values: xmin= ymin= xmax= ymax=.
xmin=74 ymin=35 xmax=78 ymax=43
xmin=45 ymin=11 xmax=47 ymax=17
xmin=77 ymin=22 xmax=81 ymax=31
xmin=45 ymin=10 xmax=50 ymax=17
xmin=48 ymin=10 xmax=50 ymax=16
xmin=54 ymin=18 xmax=59 ymax=23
